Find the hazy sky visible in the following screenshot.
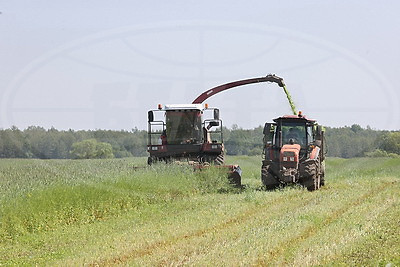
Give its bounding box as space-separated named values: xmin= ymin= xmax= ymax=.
xmin=1 ymin=1 xmax=399 ymax=130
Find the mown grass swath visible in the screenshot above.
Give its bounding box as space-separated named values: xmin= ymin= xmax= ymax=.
xmin=0 ymin=157 xmax=399 ymax=266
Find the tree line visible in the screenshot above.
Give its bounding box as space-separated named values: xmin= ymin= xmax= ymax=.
xmin=0 ymin=125 xmax=398 ymax=159
xmin=0 ymin=126 xmax=146 ymax=159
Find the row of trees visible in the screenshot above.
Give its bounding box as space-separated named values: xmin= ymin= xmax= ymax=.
xmin=0 ymin=126 xmax=147 ymax=159
xmin=0 ymin=125 xmax=398 ymax=159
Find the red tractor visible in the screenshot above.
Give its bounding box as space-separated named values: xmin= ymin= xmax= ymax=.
xmin=261 ymin=112 xmax=326 ymax=191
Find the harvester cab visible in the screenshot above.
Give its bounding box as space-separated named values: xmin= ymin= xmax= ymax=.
xmin=147 ymin=103 xmax=224 ymax=165
xmin=262 ymin=113 xmax=326 ymax=191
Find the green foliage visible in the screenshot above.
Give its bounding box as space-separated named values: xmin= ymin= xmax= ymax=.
xmin=0 ymin=124 xmax=399 ymax=159
xmin=248 ymin=146 xmax=263 ymax=156
xmin=224 ymin=125 xmax=264 ymax=155
xmin=0 ymin=126 xmax=29 ymax=158
xmin=325 ymin=124 xmax=382 ymax=158
xmin=378 ymin=132 xmax=400 ymax=154
xmin=71 ymin=139 xmax=114 ymax=159
xmin=0 ymin=127 xmax=147 ymax=159
xmin=365 ymin=149 xmax=399 ymax=158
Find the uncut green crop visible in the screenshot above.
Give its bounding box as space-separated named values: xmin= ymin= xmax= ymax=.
xmin=0 ymin=159 xmax=234 ymax=242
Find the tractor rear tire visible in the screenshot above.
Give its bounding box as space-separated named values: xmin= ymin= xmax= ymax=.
xmin=261 ymin=165 xmax=280 ymax=190
xmin=307 ymin=174 xmax=320 ymax=191
xmin=320 ymin=161 xmax=326 ymax=186
xmin=307 ymin=159 xmax=321 ymax=191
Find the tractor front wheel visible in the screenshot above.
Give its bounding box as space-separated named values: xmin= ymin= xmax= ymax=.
xmin=261 ymin=165 xmax=280 ymax=190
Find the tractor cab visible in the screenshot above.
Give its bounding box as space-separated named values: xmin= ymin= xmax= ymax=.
xmin=263 ymin=113 xmax=324 ymax=160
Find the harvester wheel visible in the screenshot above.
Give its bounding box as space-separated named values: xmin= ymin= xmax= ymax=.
xmin=214 ymin=154 xmax=224 ymax=165
xmin=261 ymin=165 xmax=279 ymax=190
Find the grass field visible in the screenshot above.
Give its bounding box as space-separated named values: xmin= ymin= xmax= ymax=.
xmin=0 ymin=156 xmax=399 ymax=265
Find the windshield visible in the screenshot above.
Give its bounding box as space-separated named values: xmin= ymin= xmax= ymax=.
xmin=280 ymin=122 xmax=307 ymax=147
xmin=165 ymin=110 xmax=202 ymax=144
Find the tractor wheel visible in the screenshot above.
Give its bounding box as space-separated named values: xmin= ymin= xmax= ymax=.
xmin=261 ymin=165 xmax=279 ymax=190
xmin=147 ymin=157 xmax=153 ymax=165
xmin=320 ymin=161 xmax=326 ymax=186
xmin=307 ymin=160 xmax=321 ymax=191
xmin=214 ymin=154 xmax=224 ymax=165
xmin=307 ymin=174 xmax=320 ymax=191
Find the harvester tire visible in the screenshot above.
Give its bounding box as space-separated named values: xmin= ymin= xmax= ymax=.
xmin=214 ymin=154 xmax=224 ymax=165
xmin=261 ymin=165 xmax=279 ymax=190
